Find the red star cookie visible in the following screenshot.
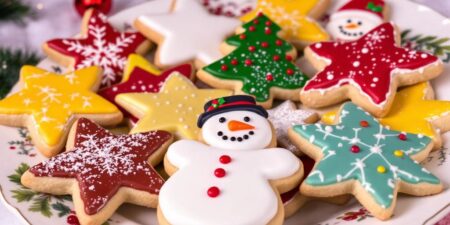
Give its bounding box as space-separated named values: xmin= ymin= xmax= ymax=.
xmin=301 ymin=22 xmax=443 ymax=117
xmin=21 ymin=118 xmax=173 ymax=225
xmin=43 ymin=9 xmax=151 ymax=89
xmin=99 ymin=64 xmax=193 ymax=125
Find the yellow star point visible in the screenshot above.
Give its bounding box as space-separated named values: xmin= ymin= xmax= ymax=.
xmin=116 ymin=73 xmax=232 ymax=139
xmin=322 ymin=82 xmax=450 ymax=149
xmin=122 ymin=54 xmax=161 ymax=82
xmin=0 ymin=66 xmax=122 ymax=157
xmin=241 ymin=0 xmax=329 ymax=44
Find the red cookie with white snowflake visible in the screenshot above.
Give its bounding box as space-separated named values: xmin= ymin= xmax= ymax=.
xmin=301 ymin=22 xmax=443 ymax=117
xmin=21 ymin=118 xmax=173 ymax=225
xmin=43 ymin=9 xmax=151 ymax=89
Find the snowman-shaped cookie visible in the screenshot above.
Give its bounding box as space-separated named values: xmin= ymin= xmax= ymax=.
xmin=327 ymin=0 xmax=388 ymax=41
xmin=158 ymin=95 xmax=303 ymax=225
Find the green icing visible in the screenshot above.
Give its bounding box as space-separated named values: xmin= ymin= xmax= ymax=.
xmin=292 ymin=102 xmax=440 ymax=209
xmin=202 ymin=13 xmax=308 ymax=103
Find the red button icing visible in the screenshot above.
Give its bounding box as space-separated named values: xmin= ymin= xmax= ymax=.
xmin=207 ymin=186 xmax=220 ymax=198
xmin=214 ymin=168 xmax=226 ymax=178
xmin=219 ymin=155 xmax=232 ymax=164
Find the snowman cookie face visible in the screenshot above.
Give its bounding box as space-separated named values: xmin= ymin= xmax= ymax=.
xmin=201 ymin=110 xmax=272 ymax=150
xmin=327 ymin=11 xmax=382 ymax=41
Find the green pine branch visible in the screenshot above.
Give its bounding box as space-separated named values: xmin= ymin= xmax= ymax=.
xmin=7 ymin=163 xmax=29 ymax=185
xmin=51 ymin=202 xmax=71 ymax=217
xmin=30 ymin=195 xmax=52 ymax=217
xmin=11 ymin=189 xmax=35 ymax=202
xmin=0 ymin=48 xmax=40 ymax=99
xmin=0 ymin=0 xmax=32 ymax=22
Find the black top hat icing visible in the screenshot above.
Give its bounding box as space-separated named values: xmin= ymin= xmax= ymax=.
xmin=197 ymin=95 xmax=268 ymax=128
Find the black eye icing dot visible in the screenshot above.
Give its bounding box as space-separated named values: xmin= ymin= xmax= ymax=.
xmin=230 ymin=137 xmax=236 ymax=141
xmin=249 ymin=131 xmax=254 ymax=135
xmin=243 ymin=135 xmax=249 ymax=139
xmin=217 ymin=131 xmax=223 ymax=136
xmin=222 ymin=136 xmax=228 ymax=140
xmin=357 ymin=21 xmax=362 ymax=25
xmin=237 ymin=137 xmax=243 ymax=142
xmin=219 ymin=117 xmax=226 ymax=123
xmin=244 ymin=116 xmax=250 ymax=122
xmin=347 ymin=19 xmax=352 ymax=23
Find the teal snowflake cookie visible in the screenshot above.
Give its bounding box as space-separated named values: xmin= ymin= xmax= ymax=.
xmin=289 ymin=102 xmax=442 ymax=220
xmin=198 ymin=13 xmax=309 ymax=108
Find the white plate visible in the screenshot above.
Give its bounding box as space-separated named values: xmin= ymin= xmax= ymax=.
xmin=1 ymin=0 xmax=449 ymax=224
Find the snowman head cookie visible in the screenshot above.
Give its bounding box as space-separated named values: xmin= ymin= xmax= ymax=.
xmin=327 ymin=0 xmax=387 ymax=41
xmin=198 ymin=95 xmax=276 ymax=150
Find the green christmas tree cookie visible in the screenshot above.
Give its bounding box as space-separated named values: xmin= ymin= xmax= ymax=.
xmin=198 ymin=13 xmax=308 ymax=108
xmin=288 ymin=102 xmax=442 ymax=220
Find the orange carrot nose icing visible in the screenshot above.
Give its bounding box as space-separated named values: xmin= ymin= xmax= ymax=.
xmin=345 ymin=23 xmax=359 ymax=29
xmin=228 ymin=120 xmax=255 ymax=131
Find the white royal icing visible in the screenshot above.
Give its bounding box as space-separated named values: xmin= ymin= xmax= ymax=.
xmin=136 ymin=0 xmax=240 ymax=66
xmin=159 ymin=140 xmax=300 ymax=225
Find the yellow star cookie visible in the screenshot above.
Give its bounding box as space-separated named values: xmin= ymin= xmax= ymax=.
xmin=0 ymin=66 xmax=122 ymax=157
xmin=322 ymin=82 xmax=450 ymax=149
xmin=122 ymin=54 xmax=161 ymax=82
xmin=116 ymin=73 xmax=232 ymax=139
xmin=241 ymin=0 xmax=329 ymax=46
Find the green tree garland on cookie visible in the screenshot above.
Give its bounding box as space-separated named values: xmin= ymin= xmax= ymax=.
xmin=201 ymin=13 xmax=308 ymax=103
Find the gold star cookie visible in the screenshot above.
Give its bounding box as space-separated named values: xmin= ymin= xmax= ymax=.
xmin=0 ymin=66 xmax=122 ymax=157
xmin=116 ymin=73 xmax=232 ymax=139
xmin=322 ymin=82 xmax=450 ymax=149
xmin=241 ymin=0 xmax=329 ymax=46
xmin=122 ymin=54 xmax=161 ymax=82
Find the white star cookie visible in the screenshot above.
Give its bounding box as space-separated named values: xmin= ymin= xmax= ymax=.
xmin=268 ymin=101 xmax=317 ymax=154
xmin=134 ymin=0 xmax=240 ymax=68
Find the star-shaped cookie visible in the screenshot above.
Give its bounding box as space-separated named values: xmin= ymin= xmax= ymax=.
xmin=134 ymin=0 xmax=240 ymax=68
xmin=21 ymin=118 xmax=173 ymax=225
xmin=99 ymin=63 xmax=193 ymax=125
xmin=241 ymin=0 xmax=329 ymax=47
xmin=288 ymin=102 xmax=442 ymax=220
xmin=268 ymin=101 xmax=318 ymax=155
xmin=0 ymin=66 xmax=122 ymax=157
xmin=123 ymin=54 xmax=161 ymax=82
xmin=301 ymin=22 xmax=443 ymax=117
xmin=43 ymin=9 xmax=151 ymax=88
xmin=116 ymin=73 xmax=232 ymax=139
xmin=322 ymin=82 xmax=450 ymax=150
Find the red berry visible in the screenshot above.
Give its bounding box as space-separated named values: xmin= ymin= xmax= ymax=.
xmin=67 ymin=215 xmax=80 ymax=225
xmin=214 ymin=168 xmax=226 ymax=178
xmin=285 ymin=55 xmax=293 ymax=61
xmin=207 ymin=186 xmax=220 ymax=197
xmin=265 ymin=28 xmax=272 ymax=34
xmin=249 ymin=26 xmax=256 ymax=32
xmin=286 ymin=68 xmax=294 ymax=75
xmin=219 ymin=155 xmax=231 ymax=164
xmin=351 ymin=145 xmax=360 ymax=153
xmin=261 ymin=42 xmax=269 ymax=48
xmin=360 ymin=120 xmax=369 ymax=127
xmin=9 ymin=146 xmax=16 ymax=150
xmin=266 ymin=74 xmax=273 ymax=81
xmin=275 ymin=39 xmax=283 ymax=46
xmin=248 ymin=46 xmax=256 ymax=52
xmin=239 ymin=34 xmax=246 ymax=40
xmin=221 ymin=65 xmax=228 ymax=71
xmin=231 ymin=59 xmax=239 ymax=65
xmin=273 ymin=55 xmax=280 ymax=61
xmin=245 ymin=59 xmax=252 ymax=66
xmin=398 ymin=133 xmax=407 ymax=141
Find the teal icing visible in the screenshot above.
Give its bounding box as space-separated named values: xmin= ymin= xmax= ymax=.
xmin=292 ymin=102 xmax=440 ymax=208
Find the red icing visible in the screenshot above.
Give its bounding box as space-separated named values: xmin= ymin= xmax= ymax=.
xmin=398 ymin=133 xmax=407 ymax=141
xmin=214 ymin=168 xmax=226 ymax=178
xmin=351 ymin=145 xmax=361 ymax=153
xmin=207 ymin=186 xmax=220 ymax=198
xmin=98 ymin=64 xmax=192 ymax=124
xmin=339 ymin=0 xmax=385 ymax=19
xmin=305 ymin=23 xmax=439 ymax=105
xmin=29 ymin=118 xmax=172 ymax=215
xmin=219 ymin=155 xmax=231 ymax=164
xmin=46 ymin=10 xmax=148 ymax=89
xmin=360 ymin=120 xmax=369 ymax=127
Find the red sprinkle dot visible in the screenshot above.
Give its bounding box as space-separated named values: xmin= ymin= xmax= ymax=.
xmin=245 ymin=59 xmax=253 ymax=66
xmin=265 ymin=21 xmax=272 ymax=26
xmin=221 ymin=65 xmax=228 ymax=71
xmin=398 ymin=133 xmax=407 ymax=141
xmin=285 ymin=55 xmax=293 ymax=61
xmin=257 ymin=12 xmax=263 ymax=17
xmin=286 ymin=68 xmax=294 ymax=75
xmin=214 ymin=168 xmax=226 ymax=178
xmin=239 ymin=34 xmax=246 ymax=40
xmin=266 ymin=74 xmax=273 ymax=81
xmin=275 ymin=39 xmax=283 ymax=46
xmin=265 ymin=28 xmax=272 ymax=34
xmin=273 ymin=55 xmax=280 ymax=61
xmin=249 ymin=26 xmax=256 ymax=32
xmin=219 ymin=155 xmax=231 ymax=164
xmin=207 ymin=186 xmax=220 ymax=198
xmin=261 ymin=42 xmax=269 ymax=48
xmin=360 ymin=120 xmax=369 ymax=127
xmin=231 ymin=59 xmax=239 ymax=65
xmin=9 ymin=146 xmax=16 ymax=150
xmin=351 ymin=145 xmax=360 ymax=153
xmin=248 ymin=46 xmax=256 ymax=52
xmin=253 ymin=19 xmax=259 ymax=24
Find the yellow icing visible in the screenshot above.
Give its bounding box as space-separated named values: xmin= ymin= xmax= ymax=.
xmin=0 ymin=66 xmax=120 ymax=146
xmin=122 ymin=54 xmax=161 ymax=82
xmin=241 ymin=0 xmax=329 ymax=43
xmin=322 ymin=82 xmax=450 ymax=142
xmin=116 ymin=73 xmax=232 ymax=139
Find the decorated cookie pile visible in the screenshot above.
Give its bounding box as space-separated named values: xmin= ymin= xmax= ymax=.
xmin=0 ymin=0 xmax=448 ymax=224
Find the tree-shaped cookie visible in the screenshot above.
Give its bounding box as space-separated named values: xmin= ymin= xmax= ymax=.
xmin=198 ymin=13 xmax=309 ymax=108
xmin=288 ymin=102 xmax=442 ymax=220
